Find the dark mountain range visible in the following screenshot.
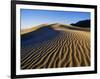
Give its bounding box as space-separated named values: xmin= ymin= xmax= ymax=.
xmin=71 ymin=19 xmax=90 ymax=28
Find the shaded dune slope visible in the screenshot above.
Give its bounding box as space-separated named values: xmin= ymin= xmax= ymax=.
xmin=21 ymin=23 xmax=90 ymax=69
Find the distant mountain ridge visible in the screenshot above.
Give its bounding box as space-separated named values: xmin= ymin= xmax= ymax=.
xmin=71 ymin=19 xmax=90 ymax=28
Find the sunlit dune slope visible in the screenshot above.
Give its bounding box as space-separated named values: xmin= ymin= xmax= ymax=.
xmin=21 ymin=24 xmax=48 ymax=35
xmin=21 ymin=23 xmax=90 ymax=69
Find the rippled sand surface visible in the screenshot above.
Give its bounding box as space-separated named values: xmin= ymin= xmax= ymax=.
xmin=21 ymin=24 xmax=90 ymax=69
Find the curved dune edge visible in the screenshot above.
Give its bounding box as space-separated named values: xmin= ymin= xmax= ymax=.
xmin=21 ymin=24 xmax=48 ymax=35
xmin=21 ymin=24 xmax=90 ymax=69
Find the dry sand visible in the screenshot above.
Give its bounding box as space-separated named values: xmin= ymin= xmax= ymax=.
xmin=21 ymin=24 xmax=90 ymax=69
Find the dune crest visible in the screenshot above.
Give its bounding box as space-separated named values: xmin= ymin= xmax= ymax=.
xmin=21 ymin=24 xmax=48 ymax=35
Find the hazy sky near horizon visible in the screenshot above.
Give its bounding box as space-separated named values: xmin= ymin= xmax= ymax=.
xmin=21 ymin=9 xmax=90 ymax=29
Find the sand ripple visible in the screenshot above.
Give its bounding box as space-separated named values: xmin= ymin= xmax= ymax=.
xmin=21 ymin=25 xmax=90 ymax=69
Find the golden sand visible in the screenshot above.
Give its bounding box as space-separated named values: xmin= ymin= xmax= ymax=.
xmin=21 ymin=24 xmax=90 ymax=69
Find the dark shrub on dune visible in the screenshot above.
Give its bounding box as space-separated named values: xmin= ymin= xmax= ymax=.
xmin=71 ymin=19 xmax=90 ymax=28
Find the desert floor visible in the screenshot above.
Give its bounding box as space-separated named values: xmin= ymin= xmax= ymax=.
xmin=21 ymin=23 xmax=90 ymax=69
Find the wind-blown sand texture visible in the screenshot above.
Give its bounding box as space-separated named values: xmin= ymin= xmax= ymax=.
xmin=21 ymin=23 xmax=90 ymax=69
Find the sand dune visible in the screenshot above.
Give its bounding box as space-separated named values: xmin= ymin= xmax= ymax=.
xmin=21 ymin=23 xmax=90 ymax=69
xmin=21 ymin=24 xmax=48 ymax=35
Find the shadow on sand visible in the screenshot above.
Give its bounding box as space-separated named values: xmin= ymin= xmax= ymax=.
xmin=21 ymin=25 xmax=60 ymax=47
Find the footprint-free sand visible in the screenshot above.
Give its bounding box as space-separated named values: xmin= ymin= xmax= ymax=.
xmin=21 ymin=23 xmax=90 ymax=69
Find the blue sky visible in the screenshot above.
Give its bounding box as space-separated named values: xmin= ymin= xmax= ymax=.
xmin=21 ymin=9 xmax=90 ymax=29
